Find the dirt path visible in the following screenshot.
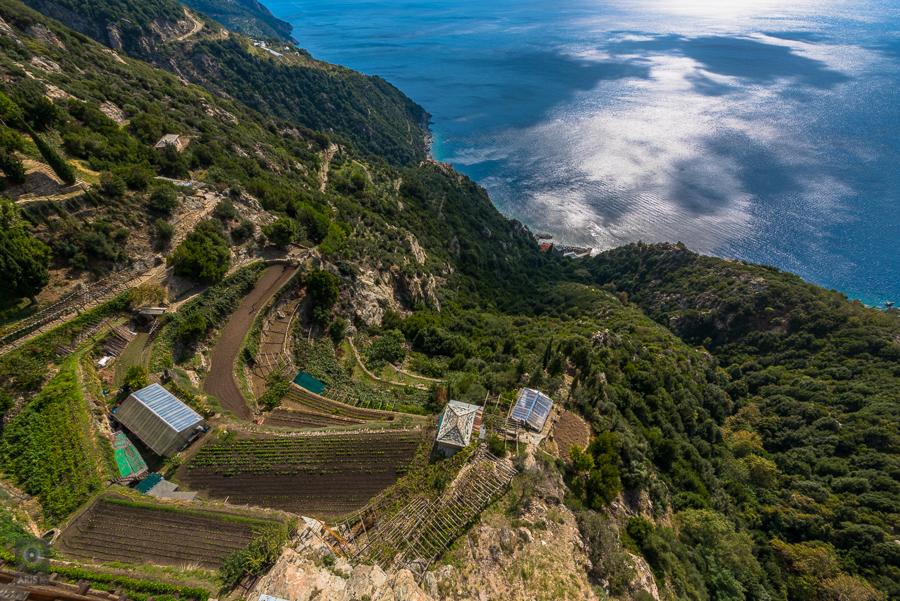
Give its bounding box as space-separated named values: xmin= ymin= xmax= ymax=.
xmin=203 ymin=265 xmax=297 ymax=420
xmin=174 ymin=8 xmax=204 ymax=41
xmin=318 ymin=143 xmax=338 ymax=192
xmin=346 ymin=338 xmax=430 ymax=391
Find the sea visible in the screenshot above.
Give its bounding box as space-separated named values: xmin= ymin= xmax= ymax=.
xmin=265 ymin=0 xmax=900 ymax=306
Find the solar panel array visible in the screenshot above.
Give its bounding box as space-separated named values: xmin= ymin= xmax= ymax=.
xmin=116 ymin=384 xmax=205 ymax=456
xmin=131 ymin=383 xmax=204 ymax=432
xmin=511 ymin=388 xmax=553 ymax=431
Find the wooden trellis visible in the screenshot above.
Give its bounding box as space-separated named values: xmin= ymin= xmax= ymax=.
xmin=338 ymin=444 xmax=517 ymax=580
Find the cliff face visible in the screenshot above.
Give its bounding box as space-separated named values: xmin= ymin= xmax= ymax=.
xmin=252 ymin=549 xmax=435 ymax=601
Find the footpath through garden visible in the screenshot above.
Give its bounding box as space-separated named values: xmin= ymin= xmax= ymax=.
xmin=203 ymin=265 xmax=298 ymax=420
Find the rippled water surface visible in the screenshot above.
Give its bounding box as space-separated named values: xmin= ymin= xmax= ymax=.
xmin=266 ymin=0 xmax=900 ymax=304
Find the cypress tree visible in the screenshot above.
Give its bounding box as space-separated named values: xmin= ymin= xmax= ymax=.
xmin=26 ymin=125 xmax=76 ymax=185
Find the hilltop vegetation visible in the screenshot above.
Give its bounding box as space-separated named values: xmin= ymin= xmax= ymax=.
xmin=0 ymin=0 xmax=898 ymax=598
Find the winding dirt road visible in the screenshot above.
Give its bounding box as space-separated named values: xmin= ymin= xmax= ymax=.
xmin=203 ymin=265 xmax=297 ymax=419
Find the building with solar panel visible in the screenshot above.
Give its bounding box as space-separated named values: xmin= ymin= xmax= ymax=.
xmin=511 ymin=388 xmax=554 ymax=432
xmin=114 ymin=383 xmax=207 ymax=457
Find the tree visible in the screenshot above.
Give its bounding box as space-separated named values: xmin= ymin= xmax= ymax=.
xmin=167 ymin=220 xmax=231 ymax=282
xmin=263 ymin=217 xmax=297 ymax=247
xmin=570 ymin=444 xmax=595 ymax=473
xmin=178 ymin=313 xmax=207 ymax=341
xmin=27 ymin=127 xmax=76 ymax=185
xmin=306 ymin=268 xmax=340 ymax=306
xmin=123 ymin=365 xmax=149 ymax=391
xmin=585 ymin=433 xmax=622 ymax=508
xmin=0 ymin=201 xmax=51 ymax=303
xmin=0 ymin=151 xmax=25 ymax=185
xmin=329 ymin=316 xmax=346 ymax=343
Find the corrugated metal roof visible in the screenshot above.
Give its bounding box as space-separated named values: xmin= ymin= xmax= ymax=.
xmin=131 ymin=383 xmax=203 ymax=432
xmin=436 ymin=401 xmax=481 ymax=449
xmin=511 ymin=388 xmax=553 ymax=431
xmin=154 ymin=134 xmax=180 ymax=148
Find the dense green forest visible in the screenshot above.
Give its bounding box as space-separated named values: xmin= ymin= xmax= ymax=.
xmin=0 ymin=0 xmax=898 ymax=598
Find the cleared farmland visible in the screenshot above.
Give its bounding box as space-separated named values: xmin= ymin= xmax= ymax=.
xmin=59 ymin=497 xmax=278 ymax=568
xmin=264 ymin=405 xmax=364 ymax=429
xmin=283 ymin=385 xmax=408 ymax=421
xmin=180 ymin=430 xmax=424 ymax=517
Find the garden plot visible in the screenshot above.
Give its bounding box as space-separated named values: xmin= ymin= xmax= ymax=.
xmin=58 ymin=497 xmax=279 ymax=568
xmin=180 ymin=430 xmax=424 ymax=517
xmin=264 ymin=405 xmax=363 ymax=429
xmin=282 ymin=385 xmax=407 ymax=422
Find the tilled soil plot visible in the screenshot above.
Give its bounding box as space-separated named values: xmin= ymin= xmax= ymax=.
xmin=284 ymin=385 xmax=405 ymax=421
xmin=264 ymin=406 xmax=363 ymax=429
xmin=58 ymin=497 xmax=277 ymax=568
xmin=180 ymin=430 xmax=424 ymax=517
xmin=204 ymin=265 xmax=297 ymax=419
xmin=552 ymin=409 xmax=591 ymax=462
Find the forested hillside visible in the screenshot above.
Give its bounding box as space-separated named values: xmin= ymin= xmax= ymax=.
xmin=20 ymin=0 xmax=429 ymax=165
xmin=0 ymin=0 xmax=898 ymax=599
xmin=179 ymin=0 xmax=294 ymax=41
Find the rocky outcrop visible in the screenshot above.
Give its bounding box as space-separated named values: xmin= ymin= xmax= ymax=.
xmin=349 ymin=267 xmax=440 ymax=326
xmin=252 ymin=549 xmax=435 ymax=601
xmin=25 ymin=23 xmax=63 ymax=48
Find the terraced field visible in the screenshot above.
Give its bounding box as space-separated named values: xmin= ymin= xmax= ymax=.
xmin=264 ymin=405 xmax=363 ymax=429
xmin=59 ymin=497 xmax=279 ymax=568
xmin=180 ymin=430 xmax=425 ymax=517
xmin=283 ymin=384 xmax=407 ymax=422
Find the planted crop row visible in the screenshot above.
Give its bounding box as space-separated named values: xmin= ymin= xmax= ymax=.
xmin=181 ymin=432 xmax=425 ymax=517
xmin=1 ymin=364 xmax=109 ymax=525
xmin=58 ymin=497 xmax=277 ymax=569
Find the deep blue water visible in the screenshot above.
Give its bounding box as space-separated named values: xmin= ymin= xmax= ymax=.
xmin=266 ymin=0 xmax=900 ymax=305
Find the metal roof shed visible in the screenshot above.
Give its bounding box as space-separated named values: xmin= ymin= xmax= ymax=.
xmin=511 ymin=388 xmax=553 ymax=432
xmin=115 ymin=383 xmax=206 ymax=457
xmin=436 ymin=400 xmax=483 ymax=455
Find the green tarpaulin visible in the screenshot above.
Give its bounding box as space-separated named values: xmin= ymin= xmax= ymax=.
xmin=293 ymin=371 xmax=326 ymax=394
xmin=113 ymin=432 xmax=148 ymax=478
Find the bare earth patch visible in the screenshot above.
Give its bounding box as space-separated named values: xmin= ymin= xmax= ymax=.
xmin=551 ymin=409 xmax=591 ymax=462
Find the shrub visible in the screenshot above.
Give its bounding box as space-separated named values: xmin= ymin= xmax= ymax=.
xmin=487 ymin=434 xmax=506 ymax=457
xmin=149 ymin=186 xmax=179 ymax=213
xmin=214 ymin=199 xmax=236 ymax=220
xmin=69 ymin=253 xmax=88 ymax=269
xmin=259 ymin=371 xmax=290 ymax=410
xmin=98 ymin=171 xmax=126 ymax=197
xmin=155 ymin=218 xmax=175 ymax=240
xmin=123 ymin=365 xmax=149 ymax=391
xmin=232 ymin=219 xmax=255 ymax=240
xmin=263 ymin=217 xmax=297 ymax=247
